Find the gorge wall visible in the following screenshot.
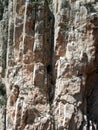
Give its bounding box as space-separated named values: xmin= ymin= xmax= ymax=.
xmin=0 ymin=0 xmax=98 ymax=130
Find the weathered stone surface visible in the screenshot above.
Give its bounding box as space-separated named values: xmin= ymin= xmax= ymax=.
xmin=0 ymin=0 xmax=98 ymax=130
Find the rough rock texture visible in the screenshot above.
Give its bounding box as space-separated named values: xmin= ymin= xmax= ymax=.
xmin=53 ymin=0 xmax=98 ymax=130
xmin=0 ymin=0 xmax=98 ymax=130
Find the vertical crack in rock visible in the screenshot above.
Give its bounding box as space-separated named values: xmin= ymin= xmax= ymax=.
xmin=45 ymin=0 xmax=55 ymax=105
xmin=0 ymin=0 xmax=8 ymax=78
xmin=0 ymin=82 xmax=7 ymax=130
xmin=0 ymin=0 xmax=8 ymax=129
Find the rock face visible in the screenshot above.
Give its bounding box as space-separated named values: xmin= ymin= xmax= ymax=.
xmin=0 ymin=0 xmax=98 ymax=130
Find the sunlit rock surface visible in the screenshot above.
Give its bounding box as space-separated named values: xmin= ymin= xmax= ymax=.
xmin=0 ymin=0 xmax=98 ymax=129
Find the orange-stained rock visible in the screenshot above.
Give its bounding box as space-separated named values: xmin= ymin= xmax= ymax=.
xmin=0 ymin=0 xmax=98 ymax=129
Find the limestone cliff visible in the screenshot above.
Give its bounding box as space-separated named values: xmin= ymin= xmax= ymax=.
xmin=0 ymin=0 xmax=98 ymax=130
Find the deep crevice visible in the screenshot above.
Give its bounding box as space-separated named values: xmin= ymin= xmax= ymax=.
xmin=0 ymin=82 xmax=7 ymax=130
xmin=86 ymin=72 xmax=98 ymax=130
xmin=83 ymin=16 xmax=98 ymax=130
xmin=48 ymin=15 xmax=55 ymax=105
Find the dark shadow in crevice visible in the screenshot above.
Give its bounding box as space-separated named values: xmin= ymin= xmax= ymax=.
xmin=79 ymin=14 xmax=98 ymax=130
xmin=85 ymin=71 xmax=98 ymax=130
xmin=0 ymin=82 xmax=7 ymax=130
xmin=45 ymin=0 xmax=55 ymax=105
xmin=0 ymin=1 xmax=4 ymax=21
